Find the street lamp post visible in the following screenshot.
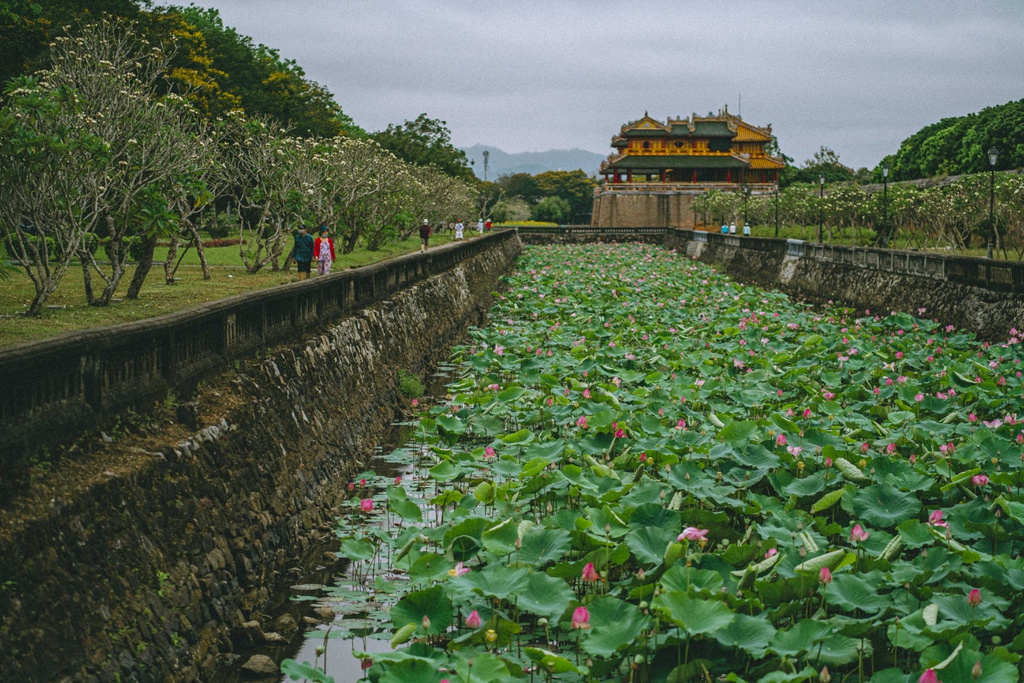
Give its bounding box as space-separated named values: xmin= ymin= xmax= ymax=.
xmin=817 ymin=174 xmax=825 ymax=243
xmin=987 ymin=147 xmax=998 ymax=259
xmin=880 ymin=163 xmax=890 ymax=247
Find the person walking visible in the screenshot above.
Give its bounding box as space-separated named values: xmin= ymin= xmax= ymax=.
xmin=293 ymin=225 xmax=314 ymax=280
xmin=477 ymin=218 xmax=484 ymax=235
xmin=454 ymin=218 xmax=464 ymax=241
xmin=485 ymin=218 xmax=492 ymax=231
xmin=729 ymin=222 xmax=737 ymax=234
xmin=314 ymin=227 xmax=335 ymax=275
xmin=419 ymin=219 xmax=432 ymax=253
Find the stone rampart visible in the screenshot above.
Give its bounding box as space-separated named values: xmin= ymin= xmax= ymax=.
xmin=0 ymin=234 xmax=521 ymax=682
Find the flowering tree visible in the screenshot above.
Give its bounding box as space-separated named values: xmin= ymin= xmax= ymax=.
xmin=0 ymin=76 xmax=105 ymax=315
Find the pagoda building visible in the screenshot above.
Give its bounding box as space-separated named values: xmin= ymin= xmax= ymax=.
xmin=600 ymin=108 xmax=785 ymax=185
xmin=592 ymin=107 xmax=785 ymax=227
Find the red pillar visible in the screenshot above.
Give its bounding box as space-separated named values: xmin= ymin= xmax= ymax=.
xmin=692 ymin=169 xmax=697 ymax=183
xmin=726 ymin=169 xmax=732 ymax=183
xmin=627 ymin=171 xmax=632 ymax=182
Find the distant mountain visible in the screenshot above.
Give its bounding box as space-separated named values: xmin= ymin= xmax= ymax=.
xmin=462 ymin=145 xmax=606 ymax=180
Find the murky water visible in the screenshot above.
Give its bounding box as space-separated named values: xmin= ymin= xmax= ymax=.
xmin=212 ymin=365 xmax=457 ymax=683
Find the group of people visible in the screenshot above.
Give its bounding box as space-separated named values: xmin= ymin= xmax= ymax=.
xmin=292 ymin=225 xmax=335 ymax=280
xmin=419 ymin=217 xmax=492 ymax=253
xmin=720 ymin=222 xmax=752 ymax=236
xmin=293 ymin=217 xmax=495 ymax=273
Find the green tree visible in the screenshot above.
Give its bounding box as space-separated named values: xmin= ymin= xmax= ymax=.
xmin=875 ymin=99 xmax=1024 ymax=181
xmin=534 ymin=170 xmax=596 ymax=224
xmin=0 ymin=0 xmax=150 ymax=86
xmin=497 ymin=173 xmax=541 ymax=204
xmin=371 ymin=113 xmax=474 ymax=181
xmin=532 ymin=196 xmax=570 ymax=223
xmin=168 ymin=6 xmax=348 ymax=138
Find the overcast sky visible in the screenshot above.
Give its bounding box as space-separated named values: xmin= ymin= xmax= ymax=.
xmin=184 ymin=0 xmax=1024 ymax=170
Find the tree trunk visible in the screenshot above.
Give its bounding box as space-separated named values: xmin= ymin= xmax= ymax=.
xmin=125 ymin=232 xmax=158 ymax=300
xmin=164 ymin=233 xmax=179 ymax=284
xmin=187 ymin=223 xmax=210 ymax=280
xmin=81 ymin=258 xmax=95 ymax=305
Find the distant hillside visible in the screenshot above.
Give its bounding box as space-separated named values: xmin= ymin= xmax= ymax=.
xmin=463 ymin=145 xmax=605 ymax=179
xmin=881 ymin=99 xmax=1024 ymax=181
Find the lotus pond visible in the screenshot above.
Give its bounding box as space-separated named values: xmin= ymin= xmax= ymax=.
xmin=292 ymin=243 xmax=1024 ymax=683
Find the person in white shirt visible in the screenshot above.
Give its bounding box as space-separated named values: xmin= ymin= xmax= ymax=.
xmin=455 ymin=219 xmax=464 ymax=241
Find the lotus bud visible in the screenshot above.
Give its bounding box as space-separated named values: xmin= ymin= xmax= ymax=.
xmin=971 ymin=661 xmax=982 ymax=679
xmin=820 ymin=666 xmax=831 ymax=683
xmin=422 ymin=615 xmax=431 ymax=631
xmin=968 ymin=589 xmax=982 ymax=607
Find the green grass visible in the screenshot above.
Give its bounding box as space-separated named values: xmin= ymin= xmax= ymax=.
xmin=0 ymin=233 xmax=459 ymax=349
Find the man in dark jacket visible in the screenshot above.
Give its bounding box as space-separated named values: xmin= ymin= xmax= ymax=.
xmin=293 ymin=225 xmax=314 ymax=280
xmin=419 ymin=219 xmax=432 ymax=253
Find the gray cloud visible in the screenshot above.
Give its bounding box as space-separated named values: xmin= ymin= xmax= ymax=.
xmin=185 ymin=0 xmax=1024 ymax=169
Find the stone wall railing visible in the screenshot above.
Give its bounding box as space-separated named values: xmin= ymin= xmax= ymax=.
xmin=515 ymin=224 xmax=670 ymax=244
xmin=668 ymin=229 xmax=1024 ymax=292
xmin=0 ymin=230 xmax=519 ymax=490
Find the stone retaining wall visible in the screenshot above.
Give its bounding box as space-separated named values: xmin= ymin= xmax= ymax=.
xmin=0 ymin=235 xmax=521 ymax=683
xmin=669 ymin=231 xmax=1024 ymax=340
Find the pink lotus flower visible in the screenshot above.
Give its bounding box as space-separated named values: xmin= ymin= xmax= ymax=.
xmin=886 ymin=443 xmax=897 ymax=454
xmin=675 ymin=418 xmax=687 ymax=430
xmin=765 ymin=548 xmax=778 ymax=558
xmin=823 ymin=391 xmax=835 ymax=400
xmin=449 ymin=562 xmax=470 ymax=577
xmin=678 ymin=527 xmax=709 ymax=542
xmin=360 ymin=499 xmax=373 ymax=512
xmin=484 ymin=446 xmax=496 ymax=458
xmin=861 ymin=442 xmax=870 ymax=453
xmin=576 ymin=415 xmax=588 ymax=429
xmin=803 ymin=409 xmax=812 ymax=418
xmin=776 ymin=434 xmax=787 ymax=446
xmin=928 ymin=510 xmax=949 ymax=528
xmin=787 ymin=445 xmax=803 ymax=457
xmin=465 ymin=610 xmax=482 ymax=628
xmin=581 ymin=562 xmax=599 ymax=582
xmin=824 ymin=457 xmax=833 ymax=468
xmin=614 ymin=429 xmax=625 ymax=438
xmin=972 ymin=474 xmax=989 ymax=487
xmin=582 ymin=388 xmax=591 ymax=399
xmin=850 ymin=524 xmax=869 ymax=542
xmin=572 ymin=605 xmax=591 ymax=629
xmin=968 ymin=588 xmax=982 ymax=607
xmin=411 ymin=398 xmax=419 ymax=407
xmin=361 ymin=658 xmax=373 ymax=671
xmin=819 ymin=567 xmax=832 ymax=585
xmin=918 ymin=669 xmax=938 ymax=683
xmin=395 ymin=476 xmax=402 ymax=485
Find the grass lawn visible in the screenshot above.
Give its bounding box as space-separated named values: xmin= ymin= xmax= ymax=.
xmin=0 ymin=232 xmax=459 ymax=349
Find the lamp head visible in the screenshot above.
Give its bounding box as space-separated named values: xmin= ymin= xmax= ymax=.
xmin=882 ymin=164 xmax=890 ymax=179
xmin=988 ymin=147 xmax=999 ymax=167
xmin=819 ymin=175 xmax=825 ymax=185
